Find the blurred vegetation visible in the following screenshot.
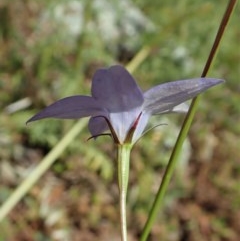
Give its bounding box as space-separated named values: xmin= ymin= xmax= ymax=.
xmin=0 ymin=0 xmax=239 ymax=240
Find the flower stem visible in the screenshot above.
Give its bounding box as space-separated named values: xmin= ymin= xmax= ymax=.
xmin=117 ymin=144 xmax=132 ymax=241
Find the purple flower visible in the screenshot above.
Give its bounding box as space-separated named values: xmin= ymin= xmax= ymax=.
xmin=27 ymin=65 xmax=224 ymax=144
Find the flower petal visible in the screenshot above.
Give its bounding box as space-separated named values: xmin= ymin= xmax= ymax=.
xmin=109 ymin=106 xmax=143 ymax=143
xmin=27 ymin=96 xmax=104 ymax=123
xmin=132 ymin=111 xmax=150 ymax=143
xmin=143 ymin=78 xmax=224 ymax=115
xmin=88 ymin=116 xmax=109 ymax=137
xmin=91 ymin=65 xmax=144 ymax=112
xmin=162 ymin=102 xmax=189 ymax=114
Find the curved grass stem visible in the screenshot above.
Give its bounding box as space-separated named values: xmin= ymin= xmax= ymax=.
xmin=0 ymin=119 xmax=87 ymax=222
xmin=140 ymin=1 xmax=237 ymax=240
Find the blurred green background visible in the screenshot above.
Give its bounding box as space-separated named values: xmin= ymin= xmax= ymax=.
xmin=0 ymin=0 xmax=239 ymax=240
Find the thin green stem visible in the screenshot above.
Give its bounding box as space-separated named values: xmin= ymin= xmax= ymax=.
xmin=0 ymin=119 xmax=87 ymax=222
xmin=140 ymin=1 xmax=237 ymax=240
xmin=126 ymin=46 xmax=151 ymax=74
xmin=117 ymin=144 xmax=132 ymax=241
xmin=140 ymin=98 xmax=200 ymax=241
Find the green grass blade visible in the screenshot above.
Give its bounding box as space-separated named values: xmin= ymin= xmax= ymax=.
xmin=0 ymin=119 xmax=87 ymax=222
xmin=140 ymin=1 xmax=237 ymax=240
